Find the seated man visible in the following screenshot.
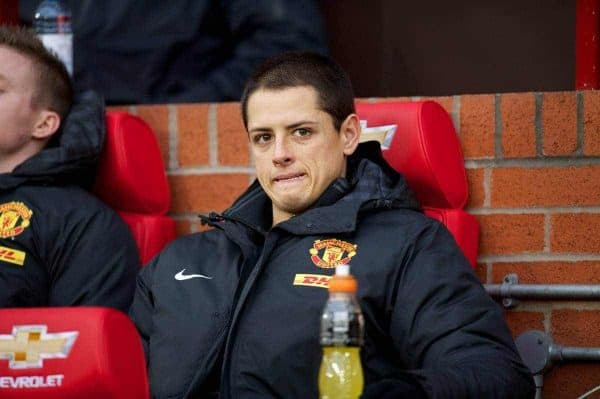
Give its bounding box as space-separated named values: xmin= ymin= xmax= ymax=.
xmin=0 ymin=26 xmax=140 ymax=310
xmin=130 ymin=52 xmax=535 ymax=398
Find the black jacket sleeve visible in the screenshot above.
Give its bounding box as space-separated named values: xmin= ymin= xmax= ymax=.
xmin=129 ymin=255 xmax=158 ymax=359
xmin=47 ymin=204 xmax=140 ymax=312
xmin=372 ymin=221 xmax=535 ymax=398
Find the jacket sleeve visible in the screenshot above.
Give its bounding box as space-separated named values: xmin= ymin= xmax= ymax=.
xmin=128 ymin=255 xmax=158 ymax=359
xmin=365 ymin=221 xmax=535 ymax=399
xmin=169 ymin=0 xmax=329 ymax=102
xmin=47 ymin=206 xmax=140 ymax=312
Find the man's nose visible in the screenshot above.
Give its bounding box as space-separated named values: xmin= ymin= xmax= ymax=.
xmin=272 ymin=137 xmax=293 ymax=166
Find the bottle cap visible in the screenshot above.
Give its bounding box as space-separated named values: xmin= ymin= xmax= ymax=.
xmin=335 ymin=264 xmax=350 ymax=276
xmin=328 ymin=264 xmax=357 ymax=293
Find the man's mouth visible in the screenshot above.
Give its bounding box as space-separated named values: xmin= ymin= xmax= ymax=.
xmin=273 ymin=172 xmax=306 ymax=183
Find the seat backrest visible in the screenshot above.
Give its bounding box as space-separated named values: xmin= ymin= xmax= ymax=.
xmin=93 ymin=111 xmax=176 ymax=264
xmin=0 ymin=307 xmax=149 ymax=399
xmin=356 ymin=100 xmax=479 ymax=267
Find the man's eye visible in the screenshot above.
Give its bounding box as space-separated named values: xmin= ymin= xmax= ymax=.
xmin=253 ymin=133 xmax=272 ymax=144
xmin=294 ymin=128 xmax=311 ymax=137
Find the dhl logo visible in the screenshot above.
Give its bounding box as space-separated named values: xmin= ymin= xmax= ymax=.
xmin=293 ymin=274 xmax=331 ymax=288
xmin=0 ymin=246 xmax=25 ymax=266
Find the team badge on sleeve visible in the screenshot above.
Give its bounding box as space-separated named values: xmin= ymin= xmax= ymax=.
xmin=0 ymin=202 xmax=33 ymax=239
xmin=309 ymin=239 xmax=357 ymax=268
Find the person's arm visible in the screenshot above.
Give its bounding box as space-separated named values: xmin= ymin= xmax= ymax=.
xmin=364 ymin=221 xmax=535 ymax=398
xmin=128 ymin=256 xmax=158 ymax=358
xmin=171 ymin=0 xmax=329 ymax=102
xmin=47 ymin=206 xmax=140 ymax=312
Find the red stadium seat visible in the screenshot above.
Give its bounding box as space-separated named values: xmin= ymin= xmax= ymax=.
xmin=93 ymin=112 xmax=177 ymax=264
xmin=0 ymin=307 xmax=149 ymax=399
xmin=356 ymin=100 xmax=479 ymax=268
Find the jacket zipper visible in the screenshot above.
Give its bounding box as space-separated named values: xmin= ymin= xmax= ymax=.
xmin=218 ymin=230 xmax=280 ymax=398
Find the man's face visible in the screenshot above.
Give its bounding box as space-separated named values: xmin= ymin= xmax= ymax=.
xmin=246 ymin=86 xmax=358 ymax=224
xmin=0 ymin=45 xmax=40 ymax=160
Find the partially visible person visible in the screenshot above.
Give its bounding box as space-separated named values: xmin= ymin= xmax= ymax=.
xmin=130 ymin=52 xmax=535 ymax=398
xmin=0 ymin=26 xmax=140 ymax=310
xmin=19 ymin=0 xmax=329 ymax=104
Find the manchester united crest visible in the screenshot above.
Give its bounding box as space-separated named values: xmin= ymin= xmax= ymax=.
xmin=309 ymin=238 xmax=357 ymax=268
xmin=0 ymin=202 xmax=33 ymax=239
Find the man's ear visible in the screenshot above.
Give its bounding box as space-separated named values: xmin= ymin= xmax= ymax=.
xmin=340 ymin=113 xmax=361 ymax=156
xmin=31 ymin=110 xmax=61 ymax=141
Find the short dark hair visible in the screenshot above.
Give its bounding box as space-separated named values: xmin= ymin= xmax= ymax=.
xmin=0 ymin=26 xmax=73 ymax=119
xmin=240 ymin=51 xmax=355 ymax=131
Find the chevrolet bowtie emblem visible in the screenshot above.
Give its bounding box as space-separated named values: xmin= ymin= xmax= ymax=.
xmin=0 ymin=325 xmax=78 ymax=369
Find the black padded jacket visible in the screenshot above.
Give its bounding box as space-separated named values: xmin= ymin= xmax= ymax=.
xmin=0 ymin=92 xmax=140 ymax=311
xmin=130 ymin=142 xmax=535 ymax=398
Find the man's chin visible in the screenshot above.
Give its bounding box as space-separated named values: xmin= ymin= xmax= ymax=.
xmin=274 ymin=199 xmax=309 ymax=216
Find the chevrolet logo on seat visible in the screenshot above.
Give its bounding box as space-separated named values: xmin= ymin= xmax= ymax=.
xmin=0 ymin=325 xmax=78 ymax=369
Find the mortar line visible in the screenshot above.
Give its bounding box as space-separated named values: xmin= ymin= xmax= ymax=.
xmin=168 ymin=105 xmax=178 ymax=170
xmin=577 ymin=91 xmax=585 ymax=155
xmin=494 ymin=93 xmax=503 ymax=158
xmin=535 ymin=92 xmax=543 ymax=156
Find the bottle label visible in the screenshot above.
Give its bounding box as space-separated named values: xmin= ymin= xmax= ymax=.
xmin=39 ymin=34 xmax=73 ymax=76
xmin=321 ymin=311 xmax=363 ymax=347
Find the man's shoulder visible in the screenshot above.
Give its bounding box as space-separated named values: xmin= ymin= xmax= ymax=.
xmin=155 ymin=228 xmax=229 ymax=258
xmin=141 ymin=228 xmax=235 ymax=282
xmin=5 ymin=184 xmax=127 ymax=229
xmin=361 ymin=206 xmax=436 ymax=229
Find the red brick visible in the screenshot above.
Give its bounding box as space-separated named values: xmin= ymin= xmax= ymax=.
xmin=176 ymin=104 xmax=209 ymax=167
xmin=583 ymin=90 xmax=600 ymax=155
xmin=544 ymin=364 xmax=600 ymax=399
xmin=106 ymin=106 xmax=130 ymax=113
xmin=175 ymin=220 xmax=193 ymax=237
xmin=553 ymin=310 xmax=600 ymax=346
xmin=196 ymin=222 xmax=213 ymax=233
xmin=542 ymin=92 xmax=577 ymax=155
xmin=492 ymin=261 xmax=600 ymax=284
xmin=500 ymin=92 xmax=536 ymax=158
xmin=491 ymin=166 xmax=600 ymax=207
xmin=544 ymin=314 xmax=600 ymax=396
xmin=551 ymin=214 xmax=600 ymax=253
xmin=175 ymin=219 xmax=212 ymax=237
xmin=504 ymin=311 xmax=544 ymax=338
xmin=466 ymin=168 xmax=485 ymax=208
xmin=478 ymin=214 xmax=545 ymax=255
xmin=474 ymin=263 xmax=487 ymax=283
xmin=169 ymin=174 xmax=250 ymax=213
xmin=137 ymin=105 xmax=170 ymax=167
xmin=459 ymin=94 xmax=495 ymax=159
xmin=217 ymin=102 xmax=249 ymax=166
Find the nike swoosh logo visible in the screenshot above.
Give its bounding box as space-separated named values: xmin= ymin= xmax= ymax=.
xmin=174 ymin=269 xmax=213 ymax=281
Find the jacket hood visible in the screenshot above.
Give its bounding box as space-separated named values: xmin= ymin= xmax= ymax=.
xmin=222 ymin=141 xmax=420 ymax=234
xmin=0 ymin=91 xmax=105 ymax=191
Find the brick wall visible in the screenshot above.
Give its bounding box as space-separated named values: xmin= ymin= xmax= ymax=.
xmin=118 ymin=90 xmax=600 ymax=398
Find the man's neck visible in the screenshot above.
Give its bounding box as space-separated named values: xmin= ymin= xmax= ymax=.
xmin=0 ymin=147 xmax=41 ymax=174
xmin=272 ymin=207 xmax=294 ymax=227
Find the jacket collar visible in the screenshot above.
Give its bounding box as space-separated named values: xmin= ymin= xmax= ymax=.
xmin=221 ymin=141 xmax=420 ymax=235
xmin=0 ymin=91 xmax=105 ymax=192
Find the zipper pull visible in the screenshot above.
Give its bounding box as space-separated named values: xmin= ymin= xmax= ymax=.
xmin=199 ymin=212 xmax=225 ymax=226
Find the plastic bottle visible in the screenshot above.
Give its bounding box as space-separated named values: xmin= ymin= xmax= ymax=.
xmin=318 ymin=264 xmax=364 ymax=399
xmin=33 ymin=0 xmax=73 ymax=76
